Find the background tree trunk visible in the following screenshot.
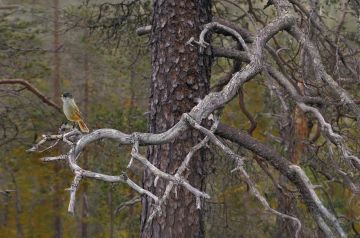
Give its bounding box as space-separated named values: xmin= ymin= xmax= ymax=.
xmin=141 ymin=0 xmax=212 ymax=237
xmin=52 ymin=0 xmax=62 ymax=237
xmin=80 ymin=52 xmax=89 ymax=238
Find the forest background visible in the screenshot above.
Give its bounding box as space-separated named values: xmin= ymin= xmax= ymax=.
xmin=0 ymin=0 xmax=359 ymax=237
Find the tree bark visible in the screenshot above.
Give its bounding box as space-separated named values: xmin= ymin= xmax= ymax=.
xmin=141 ymin=1 xmax=212 ymax=237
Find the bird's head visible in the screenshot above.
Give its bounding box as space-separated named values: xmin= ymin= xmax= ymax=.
xmin=61 ymin=92 xmax=73 ymax=102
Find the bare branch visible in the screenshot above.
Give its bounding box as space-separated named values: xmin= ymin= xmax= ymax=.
xmin=212 ymin=46 xmax=249 ymax=61
xmin=184 ymin=114 xmax=301 ymax=237
xmin=199 ymin=22 xmax=249 ymax=52
xmin=0 ymin=79 xmax=61 ymax=112
xmin=0 ymin=189 xmax=16 ymax=195
xmin=131 ymin=147 xmax=210 ymax=199
xmin=238 ymin=88 xmax=257 ymax=135
xmin=67 ymin=170 xmax=82 ymax=214
xmin=234 ymin=166 xmax=301 ymax=238
xmin=0 ymin=5 xmax=19 ymax=10
xmin=115 ymin=197 xmax=141 ymax=214
xmin=288 ymin=27 xmax=360 ymax=128
xmin=41 ymin=155 xmax=67 ymax=162
xmin=215 ymin=123 xmax=345 ymax=237
xmin=144 ymin=117 xmax=219 ymax=227
xmin=212 ymin=17 xmax=254 ymax=43
xmin=290 ymin=165 xmax=346 ymax=238
xmin=135 ymin=25 xmax=151 ymax=36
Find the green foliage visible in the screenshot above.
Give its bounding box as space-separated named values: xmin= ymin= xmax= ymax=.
xmin=0 ymin=8 xmax=50 ymax=78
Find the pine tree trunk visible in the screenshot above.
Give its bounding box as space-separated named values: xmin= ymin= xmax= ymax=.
xmin=141 ymin=1 xmax=212 ymax=237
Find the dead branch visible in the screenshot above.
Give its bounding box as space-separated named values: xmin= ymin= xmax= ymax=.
xmin=135 ymin=25 xmax=151 ymax=36
xmin=0 ymin=79 xmax=61 ymax=112
xmin=238 ymin=88 xmax=257 ymax=135
xmin=0 ymin=5 xmax=19 ymax=10
xmin=115 ymin=197 xmax=141 ymax=214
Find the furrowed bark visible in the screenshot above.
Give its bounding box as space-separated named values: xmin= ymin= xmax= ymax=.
xmin=141 ymin=1 xmax=212 ymax=237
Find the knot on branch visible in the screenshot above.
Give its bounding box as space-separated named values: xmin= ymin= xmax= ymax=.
xmin=130 ymin=132 xmax=140 ymax=144
xmin=231 ymin=156 xmax=245 ymax=173
xmin=121 ymin=171 xmax=128 ymax=181
xmin=172 ymin=176 xmax=183 ymax=185
xmin=183 ymin=113 xmax=196 ymax=127
xmin=128 ymin=133 xmax=140 ymax=169
xmin=69 ymin=171 xmax=83 ymax=190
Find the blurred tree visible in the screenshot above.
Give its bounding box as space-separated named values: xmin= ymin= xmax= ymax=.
xmin=51 ymin=0 xmax=63 ymax=238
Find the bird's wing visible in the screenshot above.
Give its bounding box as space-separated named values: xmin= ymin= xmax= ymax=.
xmin=70 ymin=100 xmax=83 ymax=120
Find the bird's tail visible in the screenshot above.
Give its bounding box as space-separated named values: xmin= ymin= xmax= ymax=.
xmin=78 ymin=120 xmax=89 ymax=133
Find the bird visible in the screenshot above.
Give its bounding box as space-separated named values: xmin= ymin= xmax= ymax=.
xmin=61 ymin=92 xmax=89 ymax=133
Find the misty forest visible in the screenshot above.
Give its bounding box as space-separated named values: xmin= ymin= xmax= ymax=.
xmin=0 ymin=0 xmax=360 ymax=237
